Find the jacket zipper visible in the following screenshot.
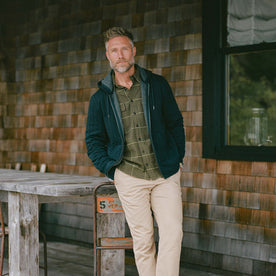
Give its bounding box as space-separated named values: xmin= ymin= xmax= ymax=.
xmin=107 ymin=95 xmax=124 ymax=174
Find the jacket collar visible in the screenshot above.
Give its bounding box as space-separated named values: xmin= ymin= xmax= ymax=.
xmin=97 ymin=64 xmax=152 ymax=94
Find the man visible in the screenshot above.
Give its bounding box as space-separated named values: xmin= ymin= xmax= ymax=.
xmin=85 ymin=27 xmax=185 ymax=276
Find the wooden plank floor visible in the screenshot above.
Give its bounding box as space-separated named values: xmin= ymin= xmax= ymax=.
xmin=2 ymin=242 xmax=138 ymax=276
xmin=2 ymin=242 xmax=224 ymax=276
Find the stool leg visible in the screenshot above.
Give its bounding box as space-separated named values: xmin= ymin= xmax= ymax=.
xmin=0 ymin=235 xmax=5 ymax=276
xmin=94 ymin=247 xmax=97 ymax=276
xmin=94 ymin=247 xmax=101 ymax=276
xmin=97 ymin=249 xmax=101 ymax=276
xmin=0 ymin=202 xmax=6 ymax=276
xmin=39 ymin=231 xmax=47 ymax=276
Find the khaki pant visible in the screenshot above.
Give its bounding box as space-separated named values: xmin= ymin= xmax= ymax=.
xmin=114 ymin=169 xmax=183 ymax=276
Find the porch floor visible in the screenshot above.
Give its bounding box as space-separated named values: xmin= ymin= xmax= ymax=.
xmin=2 ymin=241 xmax=224 ymax=275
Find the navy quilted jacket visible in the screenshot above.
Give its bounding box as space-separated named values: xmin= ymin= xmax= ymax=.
xmin=85 ymin=65 xmax=185 ymax=180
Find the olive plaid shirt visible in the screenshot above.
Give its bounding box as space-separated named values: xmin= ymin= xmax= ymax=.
xmin=114 ymin=70 xmax=162 ymax=180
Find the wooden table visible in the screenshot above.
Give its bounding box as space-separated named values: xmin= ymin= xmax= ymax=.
xmin=0 ymin=169 xmax=109 ymax=276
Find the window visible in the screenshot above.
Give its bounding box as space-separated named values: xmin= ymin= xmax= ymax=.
xmin=202 ymin=0 xmax=276 ymax=161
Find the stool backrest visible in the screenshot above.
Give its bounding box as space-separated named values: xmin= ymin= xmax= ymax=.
xmin=96 ymin=195 xmax=123 ymax=213
xmin=94 ymin=182 xmax=124 ymax=213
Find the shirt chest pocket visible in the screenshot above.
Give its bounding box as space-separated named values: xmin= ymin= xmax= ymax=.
xmin=119 ymin=102 xmax=130 ymax=115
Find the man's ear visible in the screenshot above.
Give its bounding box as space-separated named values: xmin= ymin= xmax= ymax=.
xmin=105 ymin=51 xmax=109 ymax=60
xmin=133 ymin=46 xmax=137 ymax=57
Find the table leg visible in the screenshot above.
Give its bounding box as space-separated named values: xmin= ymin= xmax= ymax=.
xmin=8 ymin=192 xmax=39 ymax=276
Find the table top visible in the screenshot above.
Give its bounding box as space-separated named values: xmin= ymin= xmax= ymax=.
xmin=0 ymin=169 xmax=109 ymax=197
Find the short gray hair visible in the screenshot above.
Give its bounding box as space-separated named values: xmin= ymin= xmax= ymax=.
xmin=103 ymin=27 xmax=134 ymax=48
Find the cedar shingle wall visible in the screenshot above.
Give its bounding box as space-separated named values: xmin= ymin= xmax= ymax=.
xmin=0 ymin=0 xmax=275 ymax=275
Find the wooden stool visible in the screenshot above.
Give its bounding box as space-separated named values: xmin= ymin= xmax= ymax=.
xmin=93 ymin=182 xmax=133 ymax=276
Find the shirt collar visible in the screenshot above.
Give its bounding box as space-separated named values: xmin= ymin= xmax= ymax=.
xmin=112 ymin=66 xmax=140 ymax=89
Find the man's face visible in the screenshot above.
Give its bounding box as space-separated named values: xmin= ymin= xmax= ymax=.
xmin=105 ymin=36 xmax=136 ymax=73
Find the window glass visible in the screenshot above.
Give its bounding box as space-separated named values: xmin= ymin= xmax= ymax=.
xmin=202 ymin=0 xmax=276 ymax=161
xmin=227 ymin=50 xmax=276 ymax=146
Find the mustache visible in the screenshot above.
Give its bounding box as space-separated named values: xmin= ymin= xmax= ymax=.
xmin=116 ymin=59 xmax=128 ymax=64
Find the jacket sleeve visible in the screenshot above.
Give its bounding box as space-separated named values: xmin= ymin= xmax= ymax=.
xmin=161 ymin=78 xmax=186 ymax=163
xmin=85 ymin=94 xmax=115 ymax=175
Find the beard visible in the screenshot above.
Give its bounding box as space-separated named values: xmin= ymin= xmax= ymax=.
xmin=109 ymin=57 xmax=135 ymax=73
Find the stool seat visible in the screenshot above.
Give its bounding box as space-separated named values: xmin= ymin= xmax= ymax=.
xmin=99 ymin=237 xmax=133 ymax=249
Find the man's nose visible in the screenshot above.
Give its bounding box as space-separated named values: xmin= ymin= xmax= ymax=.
xmin=118 ymin=49 xmax=124 ymax=58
